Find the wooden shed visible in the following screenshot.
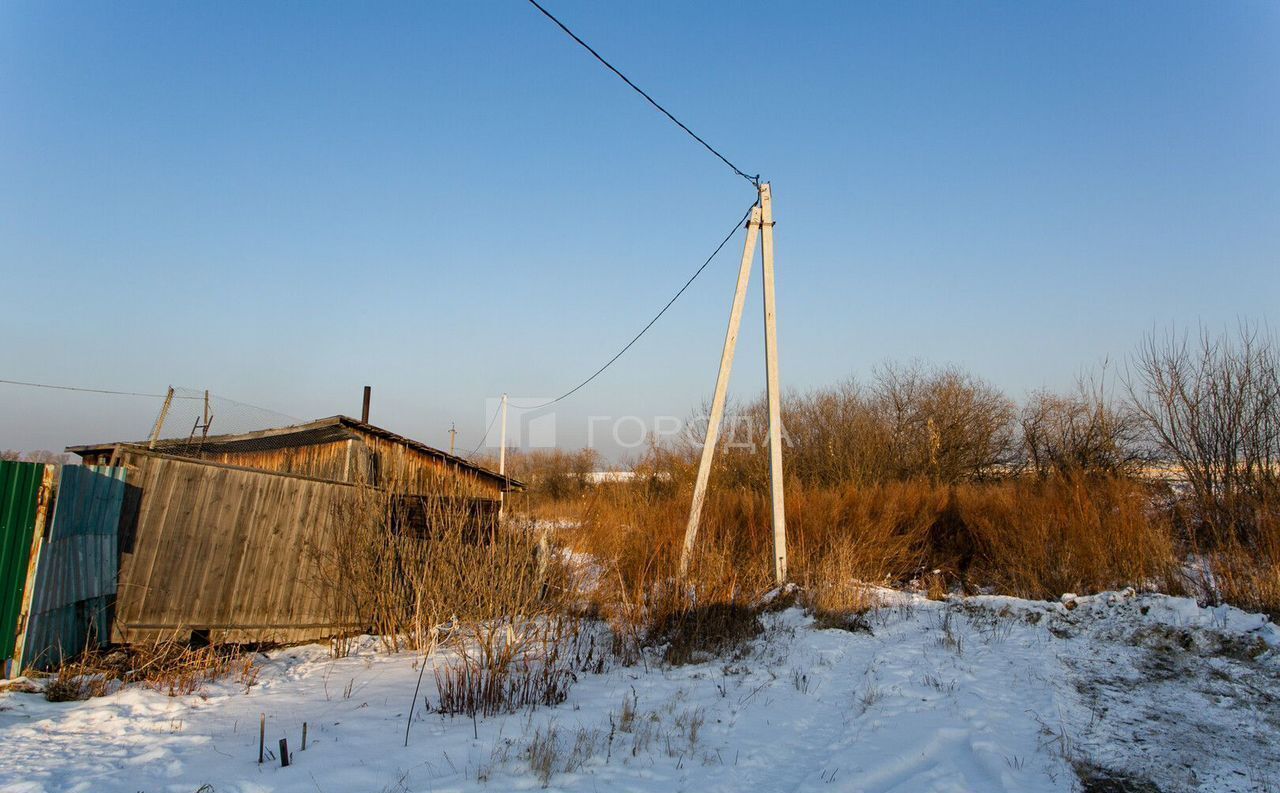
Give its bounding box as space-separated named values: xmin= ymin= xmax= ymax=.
xmin=52 ymin=417 xmax=523 ymax=649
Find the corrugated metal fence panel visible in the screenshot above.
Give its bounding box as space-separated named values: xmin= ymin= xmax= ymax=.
xmin=22 ymin=465 xmax=126 ymax=670
xmin=0 ymin=461 xmax=53 ymax=663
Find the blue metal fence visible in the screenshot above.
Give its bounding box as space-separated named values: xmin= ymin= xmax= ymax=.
xmin=21 ymin=466 xmax=126 ymax=670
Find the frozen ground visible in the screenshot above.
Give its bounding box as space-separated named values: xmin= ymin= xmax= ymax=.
xmin=1 ymin=589 xmax=1277 ymax=793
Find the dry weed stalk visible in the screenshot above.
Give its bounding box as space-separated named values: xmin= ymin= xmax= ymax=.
xmin=314 ymin=471 xmax=566 ymax=655
xmin=41 ymin=633 xmax=259 ymax=701
xmin=432 ymin=619 xmax=580 ymax=718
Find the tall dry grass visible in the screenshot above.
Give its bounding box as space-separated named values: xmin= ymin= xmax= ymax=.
xmin=40 ymin=635 xmax=260 ymax=701
xmin=561 ymin=475 xmax=1184 ymax=620
xmin=314 ymin=474 xmax=566 ymax=654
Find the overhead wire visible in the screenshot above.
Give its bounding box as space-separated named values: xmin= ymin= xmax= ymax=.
xmin=463 ymin=401 xmax=505 ymax=460
xmin=0 ymin=378 xmax=202 ymax=400
xmin=524 ymin=0 xmax=759 ymax=187
xmin=511 ymin=201 xmax=756 ymax=412
xmin=10 ymin=6 xmax=765 ymax=457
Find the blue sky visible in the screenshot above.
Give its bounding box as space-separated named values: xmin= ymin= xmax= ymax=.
xmin=2 ymin=1 xmax=1277 ymax=457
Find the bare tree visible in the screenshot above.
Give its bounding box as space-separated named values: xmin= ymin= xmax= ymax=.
xmin=1129 ymin=323 xmax=1280 ymax=541
xmin=1022 ymin=367 xmax=1146 ymax=478
xmin=872 ymin=362 xmax=1018 ymax=483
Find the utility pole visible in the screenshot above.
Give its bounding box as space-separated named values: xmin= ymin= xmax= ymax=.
xmin=759 ymin=183 xmax=787 ymax=583
xmin=497 ymin=394 xmax=508 ymax=522
xmin=148 ymin=386 xmax=175 ymax=449
xmin=680 ymin=182 xmax=788 ymax=584
xmin=449 ymin=422 xmax=457 ymax=456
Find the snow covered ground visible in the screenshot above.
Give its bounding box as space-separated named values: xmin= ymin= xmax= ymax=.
xmin=1 ymin=590 xmax=1277 ymax=793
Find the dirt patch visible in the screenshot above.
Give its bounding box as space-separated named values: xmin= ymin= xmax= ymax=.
xmin=811 ymin=610 xmax=874 ymax=634
xmin=1075 ymin=762 xmax=1164 ymax=793
xmin=648 ymin=603 xmax=763 ymax=666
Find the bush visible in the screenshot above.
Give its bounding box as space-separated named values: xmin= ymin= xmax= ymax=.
xmin=1130 ymin=323 xmax=1280 ymax=543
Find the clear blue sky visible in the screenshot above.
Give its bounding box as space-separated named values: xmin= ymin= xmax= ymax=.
xmin=2 ymin=1 xmax=1277 ymax=457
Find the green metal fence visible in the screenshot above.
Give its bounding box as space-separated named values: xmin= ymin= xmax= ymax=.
xmin=0 ymin=461 xmax=55 ymax=666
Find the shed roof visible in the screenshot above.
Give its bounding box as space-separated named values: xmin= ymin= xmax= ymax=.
xmin=67 ymin=415 xmax=523 ymax=491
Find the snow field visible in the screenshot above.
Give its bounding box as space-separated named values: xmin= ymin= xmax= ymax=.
xmin=1 ymin=589 xmax=1276 ymax=793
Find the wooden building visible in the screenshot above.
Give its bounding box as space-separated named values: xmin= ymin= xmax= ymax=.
xmin=52 ymin=417 xmax=522 ymax=648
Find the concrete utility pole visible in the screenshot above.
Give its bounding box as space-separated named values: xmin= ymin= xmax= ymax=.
xmin=759 ymin=184 xmax=787 ymax=583
xmin=498 ymin=394 xmax=508 ymax=522
xmin=680 ymin=182 xmax=788 ymax=584
xmin=449 ymin=422 xmax=457 ymax=456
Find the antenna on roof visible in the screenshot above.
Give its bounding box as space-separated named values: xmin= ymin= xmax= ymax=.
xmin=185 ymin=390 xmax=214 ymax=454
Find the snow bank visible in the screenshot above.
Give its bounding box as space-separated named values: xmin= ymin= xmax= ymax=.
xmin=1 ymin=590 xmax=1275 ymax=792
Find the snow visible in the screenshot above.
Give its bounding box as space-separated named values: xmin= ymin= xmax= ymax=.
xmin=1 ymin=590 xmax=1277 ymax=793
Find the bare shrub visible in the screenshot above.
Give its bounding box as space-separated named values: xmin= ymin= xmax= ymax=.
xmin=1022 ymin=369 xmax=1146 ymax=478
xmin=1 ymin=449 xmax=72 ymax=464
xmin=698 ymin=362 xmax=1019 ymax=493
xmin=775 ymin=379 xmax=892 ymax=487
xmin=1129 ymin=323 xmax=1280 ymax=542
xmin=646 ymin=599 xmax=762 ymax=666
xmin=503 ymin=448 xmax=600 ymax=504
xmin=432 ymin=620 xmax=579 ymax=718
xmin=42 ymin=668 xmax=88 ymax=702
xmin=314 ymin=472 xmax=563 ymax=655
xmin=872 ymin=362 xmax=1018 ymax=483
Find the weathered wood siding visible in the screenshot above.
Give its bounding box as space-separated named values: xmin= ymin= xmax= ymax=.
xmin=356 ymin=432 xmax=494 ymax=498
xmin=192 ymin=439 xmax=354 ymax=483
xmin=112 ymin=451 xmax=363 ymax=645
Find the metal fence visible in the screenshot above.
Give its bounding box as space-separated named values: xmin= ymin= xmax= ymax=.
xmin=20 ymin=466 xmax=127 ymax=670
xmin=0 ymin=461 xmax=55 ymax=669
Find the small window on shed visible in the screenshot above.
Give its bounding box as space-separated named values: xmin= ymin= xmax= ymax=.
xmin=367 ymin=451 xmax=381 ymax=487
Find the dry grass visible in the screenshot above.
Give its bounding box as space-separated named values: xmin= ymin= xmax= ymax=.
xmin=40 ymin=636 xmax=259 ymax=701
xmin=557 ymin=473 xmax=1200 ymax=639
xmin=432 ymin=620 xmax=579 ymax=718
xmin=314 ymin=475 xmax=567 ymax=655
xmin=1196 ymin=509 xmax=1280 ymax=620
xmin=955 ymin=476 xmax=1183 ymax=599
xmin=36 ymin=348 xmax=1280 ymax=699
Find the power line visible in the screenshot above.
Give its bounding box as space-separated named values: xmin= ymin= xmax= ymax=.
xmin=464 ymin=402 xmax=504 ymax=460
xmin=525 ymin=0 xmax=758 ymax=187
xmin=0 ymin=378 xmax=202 ymax=400
xmin=513 ymin=201 xmax=756 ymax=411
